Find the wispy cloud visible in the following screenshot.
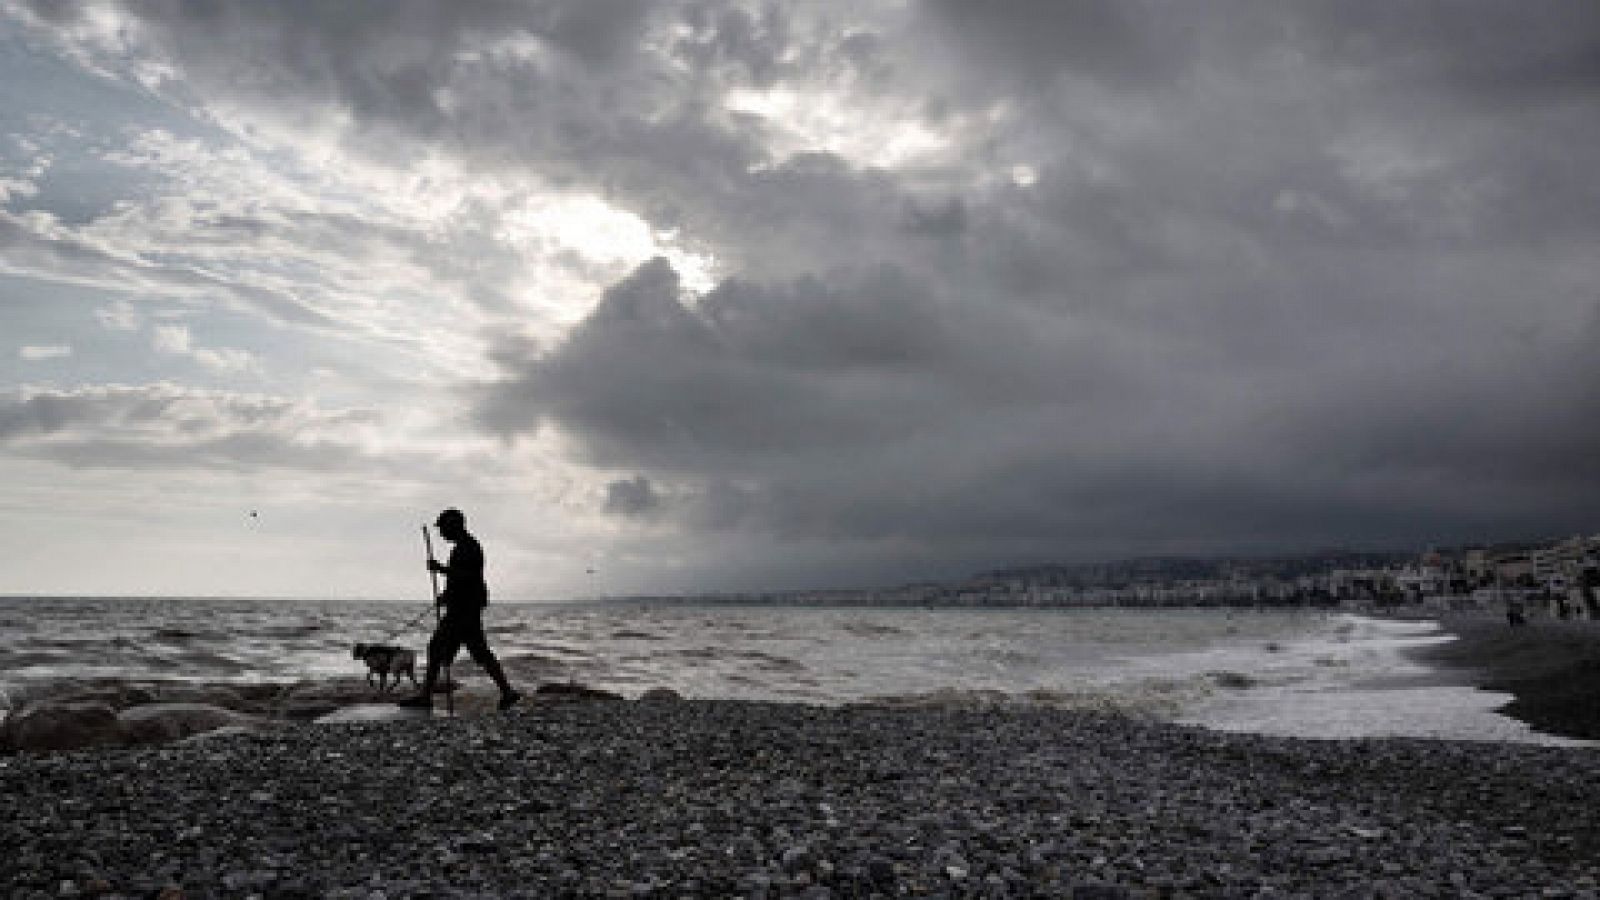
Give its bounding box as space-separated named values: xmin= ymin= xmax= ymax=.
xmin=18 ymin=344 xmax=71 ymax=360
xmin=150 ymin=323 xmax=256 ymax=375
xmin=0 ymin=382 xmax=378 ymax=472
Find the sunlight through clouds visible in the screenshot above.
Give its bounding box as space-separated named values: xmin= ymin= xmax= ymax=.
xmin=725 ymin=84 xmax=954 ymax=171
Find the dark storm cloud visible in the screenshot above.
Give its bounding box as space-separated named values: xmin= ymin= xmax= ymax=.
xmin=603 ymin=474 xmax=660 ymax=518
xmin=467 ymin=5 xmax=1600 ymax=583
xmin=486 ymin=246 xmax=1599 ymax=578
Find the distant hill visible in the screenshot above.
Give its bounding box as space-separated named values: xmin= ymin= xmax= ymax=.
xmin=976 ymin=550 xmax=1412 ymax=588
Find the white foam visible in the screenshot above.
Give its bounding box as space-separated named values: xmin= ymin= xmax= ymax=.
xmin=1170 ymin=615 xmax=1595 ymax=747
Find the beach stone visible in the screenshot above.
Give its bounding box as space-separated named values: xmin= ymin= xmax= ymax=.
xmin=1304 ymin=845 xmax=1352 ymax=866
xmin=178 ymin=724 xmax=260 ymax=745
xmin=781 ymin=845 xmax=814 ymax=873
xmin=117 ymin=704 xmax=255 ymax=744
xmin=3 ymin=697 xmax=1600 ymax=895
xmin=533 ymin=682 xmax=625 ymax=703
xmin=273 ymin=679 xmax=388 ymax=720
xmin=1 ymin=701 xmax=123 ymax=754
xmin=151 ymin=685 xmax=248 ymax=711
xmin=867 ymin=855 xmax=896 ymax=885
xmin=1071 ymin=883 xmax=1130 ymax=899
xmin=49 ymin=685 xmax=157 ymax=712
xmin=314 ymin=704 xmax=431 ymax=724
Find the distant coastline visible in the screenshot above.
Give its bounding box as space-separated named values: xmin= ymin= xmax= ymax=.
xmin=606 ymin=534 xmax=1598 ymax=619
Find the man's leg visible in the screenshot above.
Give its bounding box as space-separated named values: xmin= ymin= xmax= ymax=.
xmin=407 ymin=620 xmax=461 ymax=702
xmin=462 ymin=619 xmax=518 ymax=708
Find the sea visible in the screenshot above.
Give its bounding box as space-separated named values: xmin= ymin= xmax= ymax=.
xmin=0 ymin=597 xmax=1587 ymax=746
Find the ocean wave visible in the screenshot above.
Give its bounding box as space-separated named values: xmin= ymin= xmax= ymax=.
xmin=152 ymin=627 xmax=218 ymax=642
xmin=499 ymin=654 xmax=569 ymax=679
xmin=736 ymin=650 xmax=806 ymax=672
xmin=148 ymin=650 xmax=250 ymax=674
xmin=0 ymin=651 xmax=71 ymax=670
xmin=859 ymin=673 xmax=1234 ymax=719
xmin=536 ymin=644 xmax=592 ymax=658
xmin=838 ymin=622 xmax=907 ymax=638
xmin=1208 ymin=671 xmax=1257 ymax=689
xmin=250 ymin=623 xmax=325 ymax=639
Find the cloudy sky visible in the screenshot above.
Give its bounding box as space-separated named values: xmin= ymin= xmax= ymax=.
xmin=1 ymin=1 xmax=1597 ymax=600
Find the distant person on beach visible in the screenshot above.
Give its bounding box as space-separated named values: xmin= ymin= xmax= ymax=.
xmin=402 ymin=508 xmax=521 ymax=711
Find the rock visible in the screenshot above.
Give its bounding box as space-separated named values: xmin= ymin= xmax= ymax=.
xmin=533 ymin=682 xmax=625 ymax=703
xmin=781 ymin=845 xmax=814 ymax=873
xmin=1 ymin=702 xmax=123 ymax=754
xmin=314 ymin=704 xmax=431 ymax=724
xmin=179 ymin=724 xmax=258 ymax=745
xmin=867 ymin=856 xmax=896 ymax=885
xmin=151 ymin=685 xmax=247 ymax=711
xmin=1304 ymin=845 xmax=1352 ymax=865
xmin=273 ymin=679 xmax=390 ymax=720
xmin=49 ymin=685 xmax=157 ymax=712
xmin=117 ymin=704 xmax=256 ymax=745
xmin=1072 ymin=884 xmax=1130 ymax=900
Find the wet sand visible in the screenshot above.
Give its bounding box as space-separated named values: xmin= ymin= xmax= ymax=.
xmin=1411 ymin=614 xmax=1600 ymax=741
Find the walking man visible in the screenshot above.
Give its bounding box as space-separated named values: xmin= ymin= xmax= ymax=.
xmin=402 ymin=508 xmax=520 ymax=711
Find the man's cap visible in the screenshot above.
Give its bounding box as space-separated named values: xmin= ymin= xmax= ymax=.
xmin=435 ymin=508 xmax=466 ymax=527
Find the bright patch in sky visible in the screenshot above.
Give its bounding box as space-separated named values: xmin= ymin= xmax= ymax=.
xmin=18 ymin=344 xmax=71 ymax=360
xmin=725 ymin=85 xmax=955 ymax=171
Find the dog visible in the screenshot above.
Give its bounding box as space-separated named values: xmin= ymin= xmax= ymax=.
xmin=352 ymin=643 xmax=419 ymax=693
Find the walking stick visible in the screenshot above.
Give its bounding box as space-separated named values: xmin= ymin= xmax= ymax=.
xmin=422 ymin=525 xmax=454 ymax=718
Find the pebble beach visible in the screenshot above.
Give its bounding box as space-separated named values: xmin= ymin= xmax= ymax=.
xmin=5 ymin=693 xmax=1600 ymax=899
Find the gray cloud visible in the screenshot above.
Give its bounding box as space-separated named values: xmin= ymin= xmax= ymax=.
xmin=485 ymin=245 xmax=1600 ymax=581
xmin=0 ymin=383 xmax=382 ymax=472
xmin=919 ymin=0 xmax=1182 ymax=88
xmin=603 ymin=473 xmax=661 ymax=518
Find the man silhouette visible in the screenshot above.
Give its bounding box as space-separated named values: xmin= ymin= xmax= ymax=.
xmin=401 ymin=508 xmax=520 ymax=711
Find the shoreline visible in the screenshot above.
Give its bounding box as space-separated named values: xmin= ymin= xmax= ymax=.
xmin=1407 ymin=613 xmax=1600 ymax=741
xmin=4 ymin=698 xmax=1599 ymax=897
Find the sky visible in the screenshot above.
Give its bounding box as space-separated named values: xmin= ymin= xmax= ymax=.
xmin=1 ymin=1 xmax=1597 ymax=600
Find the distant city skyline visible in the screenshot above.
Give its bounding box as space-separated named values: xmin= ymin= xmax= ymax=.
xmin=2 ymin=2 xmax=1598 ymax=599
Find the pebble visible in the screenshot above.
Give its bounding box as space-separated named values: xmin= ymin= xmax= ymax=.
xmin=1 ymin=700 xmax=1598 ymax=896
